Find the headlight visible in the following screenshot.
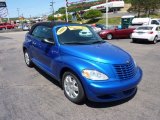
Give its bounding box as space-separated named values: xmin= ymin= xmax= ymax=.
xmin=100 ymin=31 xmax=106 ymax=34
xmin=82 ymin=70 xmax=109 ymax=80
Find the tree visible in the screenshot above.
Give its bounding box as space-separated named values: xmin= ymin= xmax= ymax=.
xmin=129 ymin=0 xmax=160 ymax=17
xmin=55 ymin=0 xmax=106 ymax=14
xmin=83 ymin=10 xmax=102 ymax=19
xmin=55 ymin=7 xmax=66 ymax=14
xmin=61 ymin=14 xmax=72 ymax=21
xmin=48 ymin=15 xmax=58 ymax=21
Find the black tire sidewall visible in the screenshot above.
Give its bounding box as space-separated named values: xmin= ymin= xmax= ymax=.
xmin=62 ymin=72 xmax=85 ymax=104
xmin=132 ymin=39 xmax=136 ymax=43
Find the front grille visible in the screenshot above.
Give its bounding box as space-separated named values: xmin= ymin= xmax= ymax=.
xmin=114 ymin=60 xmax=136 ymax=80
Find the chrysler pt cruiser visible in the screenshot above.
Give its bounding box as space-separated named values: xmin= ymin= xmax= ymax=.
xmin=23 ymin=22 xmax=142 ymax=103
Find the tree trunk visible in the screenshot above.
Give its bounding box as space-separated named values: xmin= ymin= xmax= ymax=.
xmin=137 ymin=8 xmax=141 ymax=17
xmin=148 ymin=9 xmax=151 ymax=17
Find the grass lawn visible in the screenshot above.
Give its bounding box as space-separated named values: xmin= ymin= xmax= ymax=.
xmin=83 ymin=13 xmax=160 ymax=25
xmin=84 ymin=17 xmax=121 ymax=25
xmin=97 ymin=17 xmax=121 ymax=25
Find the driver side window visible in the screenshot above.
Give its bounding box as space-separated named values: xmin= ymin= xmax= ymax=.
xmin=32 ymin=26 xmax=54 ymax=42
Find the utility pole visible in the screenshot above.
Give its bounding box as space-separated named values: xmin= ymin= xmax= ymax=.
xmin=65 ymin=0 xmax=68 ymax=22
xmin=106 ymin=0 xmax=108 ymax=27
xmin=17 ymin=8 xmax=20 ymax=18
xmin=50 ymin=0 xmax=55 ymax=15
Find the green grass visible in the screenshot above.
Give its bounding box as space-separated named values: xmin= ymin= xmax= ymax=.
xmin=97 ymin=17 xmax=121 ymax=25
xmin=84 ymin=13 xmax=160 ymax=25
xmin=147 ymin=14 xmax=160 ymax=18
xmin=84 ymin=17 xmax=121 ymax=25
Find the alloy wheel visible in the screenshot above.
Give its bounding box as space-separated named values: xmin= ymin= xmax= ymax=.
xmin=107 ymin=34 xmax=112 ymax=40
xmin=64 ymin=75 xmax=79 ymax=99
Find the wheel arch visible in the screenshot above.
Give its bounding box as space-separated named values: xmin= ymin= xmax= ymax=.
xmin=60 ymin=67 xmax=80 ymax=86
xmin=59 ymin=66 xmax=87 ymax=101
xmin=23 ymin=46 xmax=27 ymax=52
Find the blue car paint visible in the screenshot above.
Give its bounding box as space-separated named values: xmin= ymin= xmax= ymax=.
xmin=23 ymin=24 xmax=142 ymax=102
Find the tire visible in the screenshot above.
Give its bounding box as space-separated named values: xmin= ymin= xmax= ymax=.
xmin=24 ymin=49 xmax=33 ymax=67
xmin=152 ymin=36 xmax=158 ymax=44
xmin=2 ymin=28 xmax=6 ymax=30
xmin=106 ymin=34 xmax=113 ymax=40
xmin=62 ymin=71 xmax=85 ymax=104
xmin=132 ymin=39 xmax=137 ymax=43
xmin=129 ymin=33 xmax=132 ymax=39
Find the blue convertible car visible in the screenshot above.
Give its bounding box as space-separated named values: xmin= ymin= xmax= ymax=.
xmin=23 ymin=22 xmax=142 ymax=103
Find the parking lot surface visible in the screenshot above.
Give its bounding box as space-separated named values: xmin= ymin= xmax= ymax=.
xmin=0 ymin=32 xmax=160 ymax=120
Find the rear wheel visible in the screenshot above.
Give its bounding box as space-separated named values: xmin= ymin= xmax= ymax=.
xmin=132 ymin=39 xmax=137 ymax=43
xmin=62 ymin=72 xmax=85 ymax=104
xmin=106 ymin=34 xmax=113 ymax=40
xmin=24 ymin=49 xmax=33 ymax=67
xmin=152 ymin=36 xmax=158 ymax=44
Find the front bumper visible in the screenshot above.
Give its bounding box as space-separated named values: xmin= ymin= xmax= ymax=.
xmin=83 ymin=67 xmax=143 ymax=102
xmin=99 ymin=33 xmax=107 ymax=39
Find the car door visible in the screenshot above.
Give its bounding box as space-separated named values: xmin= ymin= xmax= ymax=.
xmin=30 ymin=26 xmax=43 ymax=61
xmin=31 ymin=25 xmax=59 ymax=74
xmin=115 ymin=28 xmax=126 ymax=38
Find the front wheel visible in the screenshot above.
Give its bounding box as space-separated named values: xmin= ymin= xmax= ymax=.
xmin=62 ymin=72 xmax=85 ymax=104
xmin=106 ymin=34 xmax=113 ymax=40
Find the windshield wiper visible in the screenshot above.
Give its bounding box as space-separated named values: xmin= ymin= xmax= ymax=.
xmin=63 ymin=41 xmax=105 ymax=45
xmin=63 ymin=42 xmax=89 ymax=45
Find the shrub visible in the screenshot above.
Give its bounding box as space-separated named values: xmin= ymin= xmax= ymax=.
xmin=48 ymin=15 xmax=58 ymax=21
xmin=83 ymin=10 xmax=102 ymax=19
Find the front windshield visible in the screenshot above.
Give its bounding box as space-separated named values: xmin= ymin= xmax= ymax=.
xmin=56 ymin=25 xmax=104 ymax=45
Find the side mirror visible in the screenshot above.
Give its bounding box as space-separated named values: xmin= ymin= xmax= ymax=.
xmin=42 ymin=39 xmax=55 ymax=45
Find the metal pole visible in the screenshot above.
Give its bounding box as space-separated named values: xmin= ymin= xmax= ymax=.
xmin=50 ymin=0 xmax=54 ymax=15
xmin=65 ymin=0 xmax=68 ymax=22
xmin=106 ymin=0 xmax=108 ymax=27
xmin=6 ymin=7 xmax=9 ymax=22
xmin=17 ymin=8 xmax=19 ymax=18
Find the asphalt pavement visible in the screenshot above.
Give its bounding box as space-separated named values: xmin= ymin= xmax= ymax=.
xmin=0 ymin=32 xmax=160 ymax=120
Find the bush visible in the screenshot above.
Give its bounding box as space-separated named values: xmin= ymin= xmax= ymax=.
xmin=48 ymin=15 xmax=58 ymax=21
xmin=83 ymin=10 xmax=102 ymax=19
xmin=61 ymin=14 xmax=72 ymax=21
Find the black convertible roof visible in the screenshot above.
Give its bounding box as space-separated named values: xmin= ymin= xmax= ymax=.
xmin=32 ymin=21 xmax=80 ymax=28
xmin=29 ymin=21 xmax=81 ymax=34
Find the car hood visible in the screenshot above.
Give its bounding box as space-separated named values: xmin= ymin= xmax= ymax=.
xmin=60 ymin=42 xmax=131 ymax=64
